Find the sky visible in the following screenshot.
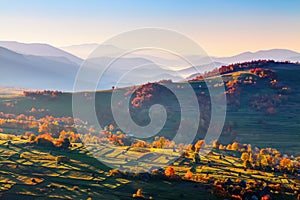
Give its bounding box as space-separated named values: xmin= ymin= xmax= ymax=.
xmin=0 ymin=0 xmax=300 ymax=56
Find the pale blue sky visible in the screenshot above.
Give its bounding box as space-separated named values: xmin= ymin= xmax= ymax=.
xmin=0 ymin=0 xmax=299 ymax=56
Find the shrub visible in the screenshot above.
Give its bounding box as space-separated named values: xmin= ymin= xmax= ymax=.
xmin=132 ymin=188 xmax=144 ymax=198
xmin=61 ymin=138 xmax=70 ymax=149
xmin=20 ymin=152 xmax=27 ymax=159
xmin=56 ymin=156 xmax=69 ymax=164
xmin=72 ymin=185 xmax=79 ymax=191
xmin=28 ymin=134 xmax=36 ymax=142
xmin=109 ymin=169 xmax=122 ymax=177
xmin=36 ymin=137 xmax=54 ymax=148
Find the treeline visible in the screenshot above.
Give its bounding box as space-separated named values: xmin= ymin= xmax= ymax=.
xmin=23 ymin=90 xmax=63 ymax=98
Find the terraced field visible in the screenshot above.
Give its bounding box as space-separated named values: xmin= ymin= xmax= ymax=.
xmin=1 ymin=136 xmax=298 ymax=199
xmin=0 ymin=136 xmax=218 ymax=200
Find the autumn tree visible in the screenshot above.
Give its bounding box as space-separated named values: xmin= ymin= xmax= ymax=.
xmin=132 ymin=188 xmax=144 ymax=198
xmin=241 ymin=152 xmax=252 ymax=168
xmin=226 ymin=144 xmax=232 ymax=150
xmin=212 ymin=140 xmax=219 ymax=149
xmin=195 ymin=140 xmax=205 ymax=151
xmin=152 ymin=137 xmax=168 ymax=148
xmin=280 ymin=158 xmax=292 ymax=169
xmin=258 ymin=154 xmax=269 ymax=167
xmin=241 ymin=152 xmax=249 ymax=162
xmin=219 ymin=144 xmax=226 ymax=150
xmin=165 ymin=166 xmax=175 ymax=178
xmin=231 ymin=142 xmax=239 ymax=151
xmin=184 ymin=170 xmax=193 ymax=180
xmin=247 ymin=144 xmax=252 ymax=153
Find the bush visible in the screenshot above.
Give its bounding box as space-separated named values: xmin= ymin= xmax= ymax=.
xmin=28 ymin=134 xmax=36 ymax=142
xmin=72 ymin=185 xmax=79 ymax=191
xmin=20 ymin=152 xmax=27 ymax=159
xmin=36 ymin=137 xmax=54 ymax=148
xmin=109 ymin=169 xmax=122 ymax=177
xmin=56 ymin=156 xmax=69 ymax=164
xmin=132 ymin=188 xmax=144 ymax=199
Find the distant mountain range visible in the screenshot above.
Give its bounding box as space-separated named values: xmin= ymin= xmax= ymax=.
xmin=0 ymin=46 xmax=79 ymax=91
xmin=211 ymin=49 xmax=300 ymax=64
xmin=0 ymin=41 xmax=300 ymax=91
xmin=62 ymin=43 xmax=300 ymax=64
xmin=0 ymin=41 xmax=83 ymax=65
xmin=61 ymin=44 xmax=121 ymax=59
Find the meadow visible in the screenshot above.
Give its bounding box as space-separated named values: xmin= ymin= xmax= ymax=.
xmin=1 ymin=60 xmax=300 ymax=199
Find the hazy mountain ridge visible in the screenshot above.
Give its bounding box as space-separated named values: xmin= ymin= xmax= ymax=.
xmin=1 ymin=41 xmax=300 ymax=91
xmin=61 ymin=43 xmax=300 ymax=64
xmin=212 ymin=49 xmax=300 ymax=64
xmin=0 ymin=46 xmax=79 ymax=91
xmin=0 ymin=41 xmax=83 ymax=65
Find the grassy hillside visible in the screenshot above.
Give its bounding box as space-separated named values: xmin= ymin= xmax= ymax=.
xmin=1 ymin=60 xmax=300 ymax=199
xmin=0 ymin=135 xmax=217 ymax=200
xmin=1 ymin=61 xmax=300 ymax=155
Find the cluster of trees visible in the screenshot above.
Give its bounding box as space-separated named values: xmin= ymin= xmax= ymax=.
xmin=0 ymin=112 xmax=77 ymax=134
xmin=92 ymin=126 xmax=299 ymax=176
xmin=223 ymin=67 xmax=288 ymax=113
xmin=217 ymin=60 xmax=277 ymax=76
xmin=188 ymin=61 xmax=289 ymax=109
xmin=131 ymin=136 xmax=177 ymax=150
xmin=249 ymin=68 xmax=275 ymax=79
xmin=180 ymin=140 xmax=300 ymax=199
xmin=224 ymin=67 xmax=275 ymax=96
xmin=211 ymin=140 xmax=300 ymax=174
xmin=0 ymin=113 xmax=39 ymax=131
xmin=190 ymin=60 xmax=278 ymax=81
xmin=29 ymin=107 xmax=49 ymax=113
xmin=212 ymin=178 xmax=278 ymax=200
xmin=128 ymin=82 xmax=155 ymax=108
xmin=125 ymin=80 xmax=173 ymax=108
xmin=127 ymin=61 xmax=290 ymax=118
xmin=80 ymin=126 xmax=178 ymax=149
xmin=250 ymin=94 xmax=287 ymax=113
xmin=225 ymin=79 xmax=240 ymax=95
xmin=79 ymin=125 xmax=131 ymax=146
xmin=28 ymin=132 xmax=72 ymax=149
xmin=240 ymin=148 xmax=299 ymax=173
xmin=0 ymin=111 xmax=85 ymax=145
xmin=183 ymin=139 xmax=300 ymax=175
xmin=23 ymin=90 xmax=62 ymax=98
